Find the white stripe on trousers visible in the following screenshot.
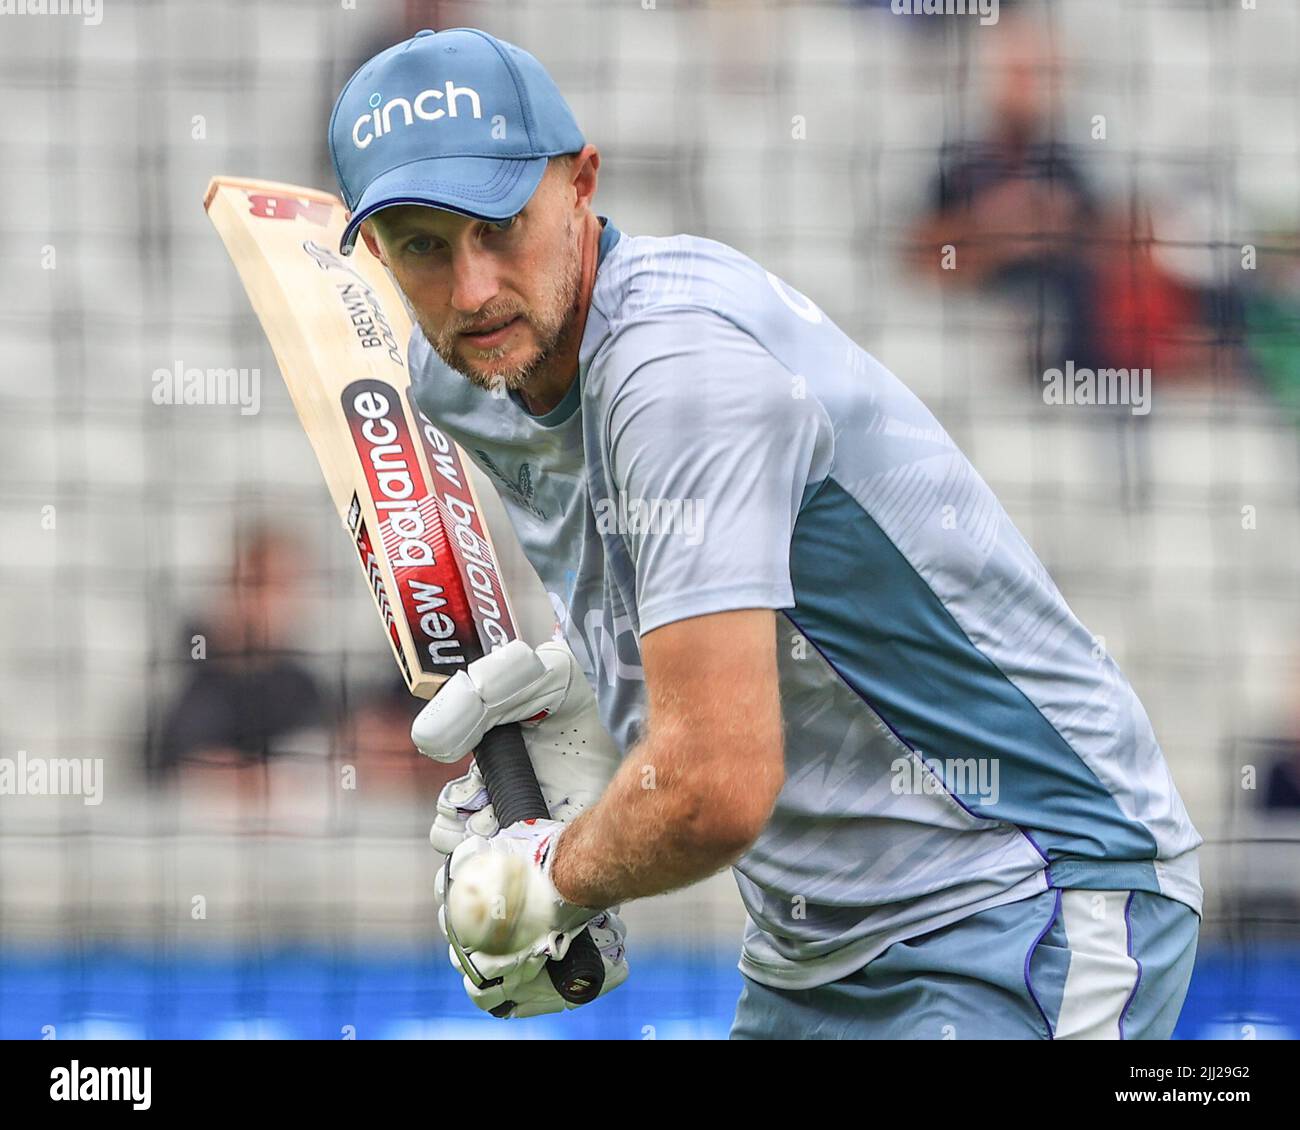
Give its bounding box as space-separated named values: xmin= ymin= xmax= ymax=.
xmin=1053 ymin=889 xmax=1140 ymax=1040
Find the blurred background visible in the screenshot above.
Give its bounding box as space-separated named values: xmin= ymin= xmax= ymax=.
xmin=1 ymin=0 xmax=1298 ymax=1039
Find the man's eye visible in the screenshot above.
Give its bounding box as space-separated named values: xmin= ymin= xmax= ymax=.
xmin=405 ymin=236 xmax=437 ymax=255
xmin=488 ymin=215 xmax=520 ymax=234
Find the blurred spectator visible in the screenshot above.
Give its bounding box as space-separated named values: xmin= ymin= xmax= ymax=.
xmin=150 ymin=524 xmax=329 ymax=789
xmin=909 ymin=14 xmax=1243 ymax=386
xmin=335 ymin=676 xmax=467 ymax=804
xmin=909 ymin=15 xmax=1104 ymax=378
xmin=1261 ymin=692 xmax=1300 ymax=811
xmin=1093 ymin=191 xmax=1245 ymax=384
xmin=1243 ymin=234 xmax=1300 ymax=418
xmin=1264 ymin=744 xmax=1300 ymax=810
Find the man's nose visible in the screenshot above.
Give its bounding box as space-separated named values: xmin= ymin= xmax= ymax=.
xmin=449 ymin=250 xmax=501 ymax=315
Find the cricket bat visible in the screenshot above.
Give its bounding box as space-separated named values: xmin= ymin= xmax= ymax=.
xmin=203 ymin=176 xmax=604 ymax=1007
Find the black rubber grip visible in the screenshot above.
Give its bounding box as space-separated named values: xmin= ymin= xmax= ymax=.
xmin=475 ymin=722 xmax=606 ymax=1006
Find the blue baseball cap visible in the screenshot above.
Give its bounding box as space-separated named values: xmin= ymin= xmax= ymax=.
xmin=329 ymin=27 xmax=585 ymax=254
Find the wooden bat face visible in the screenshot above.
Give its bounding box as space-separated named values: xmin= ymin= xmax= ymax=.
xmin=205 ymin=177 xmax=517 ymax=698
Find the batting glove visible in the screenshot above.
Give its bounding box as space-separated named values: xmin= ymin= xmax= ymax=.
xmin=436 ymin=819 xmax=628 ymax=1018
xmin=420 ymin=639 xmax=621 ymax=856
xmin=443 ymin=908 xmax=629 ymax=1020
xmin=437 ymin=818 xmax=597 ymax=946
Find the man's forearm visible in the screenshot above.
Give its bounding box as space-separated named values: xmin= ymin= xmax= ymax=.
xmin=548 ymin=727 xmax=756 ymax=910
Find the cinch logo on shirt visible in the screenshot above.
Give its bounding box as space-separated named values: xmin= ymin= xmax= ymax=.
xmin=352 ymin=83 xmax=483 ymax=149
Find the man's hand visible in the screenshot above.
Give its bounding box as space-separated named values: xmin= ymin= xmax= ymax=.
xmin=417 ymin=639 xmax=622 ymax=856
xmin=546 ymin=608 xmax=785 ymax=911
xmin=435 ymin=818 xmax=629 ymax=1018
xmin=443 ymin=909 xmax=629 ymax=1020
xmin=441 ymin=818 xmax=599 ymax=952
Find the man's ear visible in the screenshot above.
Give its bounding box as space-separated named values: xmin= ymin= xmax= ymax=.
xmin=359 ymin=220 xmax=386 ymax=264
xmin=570 ymin=144 xmax=600 ymax=214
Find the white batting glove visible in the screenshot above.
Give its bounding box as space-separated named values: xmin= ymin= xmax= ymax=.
xmin=437 ymin=818 xmax=598 ymax=949
xmin=420 ymin=639 xmax=621 ymax=856
xmin=435 ymin=819 xmax=628 ymax=1018
xmin=442 ymin=909 xmax=629 ymax=1020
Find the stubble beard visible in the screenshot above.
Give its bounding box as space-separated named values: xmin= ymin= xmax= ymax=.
xmin=419 ymin=216 xmax=583 ymax=397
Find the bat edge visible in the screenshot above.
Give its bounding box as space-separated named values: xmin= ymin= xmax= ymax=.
xmin=204 ymin=175 xmax=343 ymax=214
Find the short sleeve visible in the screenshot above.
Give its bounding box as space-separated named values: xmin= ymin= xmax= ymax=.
xmin=598 ymin=307 xmax=831 ymax=635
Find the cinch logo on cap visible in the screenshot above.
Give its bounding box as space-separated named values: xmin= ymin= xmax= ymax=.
xmin=329 ymin=28 xmax=586 ymax=252
xmin=352 ymin=82 xmax=485 ymax=150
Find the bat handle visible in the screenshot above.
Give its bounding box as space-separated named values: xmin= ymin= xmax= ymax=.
xmin=474 ymin=722 xmax=607 ymax=1008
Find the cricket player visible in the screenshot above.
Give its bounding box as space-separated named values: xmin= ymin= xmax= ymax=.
xmin=328 ymin=27 xmax=1203 ymax=1038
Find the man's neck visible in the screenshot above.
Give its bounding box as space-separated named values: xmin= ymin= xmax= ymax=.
xmin=517 ymin=212 xmax=604 ymax=416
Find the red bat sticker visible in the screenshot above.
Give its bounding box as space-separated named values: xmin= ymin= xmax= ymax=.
xmin=342 ymin=379 xmax=480 ymax=673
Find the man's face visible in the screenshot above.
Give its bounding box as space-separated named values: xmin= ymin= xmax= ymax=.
xmin=362 ymin=162 xmax=584 ymax=395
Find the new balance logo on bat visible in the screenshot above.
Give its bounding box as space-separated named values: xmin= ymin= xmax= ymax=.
xmin=351 ymin=504 xmax=413 ymax=685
